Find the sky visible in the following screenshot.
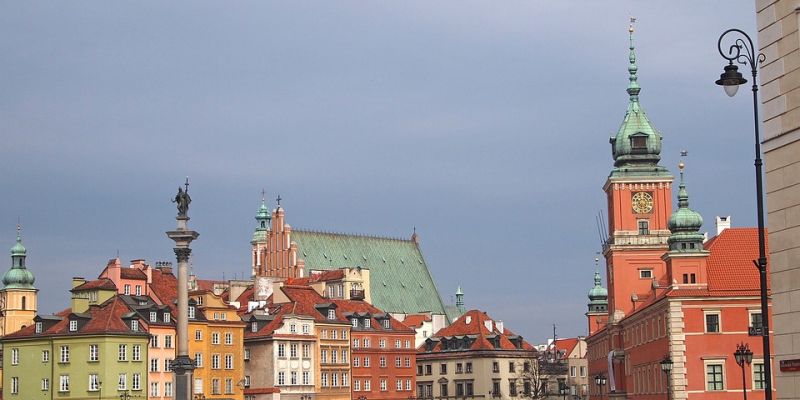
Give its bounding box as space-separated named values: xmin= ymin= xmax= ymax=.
xmin=0 ymin=1 xmax=759 ymax=342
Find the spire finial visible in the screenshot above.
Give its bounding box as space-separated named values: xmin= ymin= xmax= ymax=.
xmin=261 ymin=189 xmax=266 ymax=203
xmin=627 ymin=17 xmax=641 ymax=102
xmin=15 ymin=220 xmax=21 ymax=242
xmin=276 ymin=194 xmax=282 ymax=207
xmin=677 ymin=155 xmax=689 ymax=208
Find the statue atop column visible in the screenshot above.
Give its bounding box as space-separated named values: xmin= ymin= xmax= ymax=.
xmin=172 ymin=178 xmax=192 ymax=218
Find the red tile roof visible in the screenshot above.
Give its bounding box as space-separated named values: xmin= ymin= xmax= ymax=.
xmin=402 ymin=314 xmax=432 ymax=328
xmin=5 ymin=296 xmax=146 ymax=339
xmin=287 ymin=269 xmax=346 ymax=286
xmin=331 ymin=299 xmax=415 ymax=333
xmin=71 ymin=278 xmax=117 ymax=292
xmin=120 ymin=268 xmax=147 ymax=280
xmin=149 ymin=268 xmax=178 ymax=309
xmin=705 ymin=228 xmax=769 ymax=292
xmin=552 ymin=338 xmax=579 ymax=358
xmin=423 ymin=309 xmax=535 ymax=352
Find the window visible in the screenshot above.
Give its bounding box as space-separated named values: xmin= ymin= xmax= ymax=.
xmin=493 ymin=361 xmax=500 ymax=373
xmin=150 ymin=382 xmax=160 ymax=397
xmin=278 ymin=371 xmax=286 ymax=386
xmin=397 ymin=379 xmax=403 ymax=390
xmin=165 ymin=382 xmax=173 ymax=396
xmin=417 ymin=365 xmax=424 ymax=375
xmin=132 ymin=345 xmax=141 ymax=361
xmin=466 ymin=362 xmax=473 ymax=373
xmin=165 ymin=335 xmax=173 ymax=348
xmin=118 ymin=344 xmax=128 ymax=361
xmin=364 ymin=338 xmax=371 ymax=347
xmin=425 ymin=364 xmax=432 ymax=375
xmin=164 ymin=312 xmax=171 ymax=322
xmin=364 ymin=356 xmax=371 ymax=367
xmin=343 ymin=349 xmax=348 ymax=360
xmin=342 ymin=330 xmax=347 ymax=339
xmin=35 ymin=321 xmax=42 ymax=333
xmin=302 ymin=324 xmax=310 ymax=334
xmin=754 ymin=362 xmax=765 ymax=389
xmin=332 ymin=330 xmax=337 ymax=339
xmin=332 ymin=349 xmax=338 ymax=363
xmin=466 ymin=381 xmax=474 ymax=396
xmin=69 ymin=320 xmax=78 ymax=332
xmin=151 ymin=335 xmax=159 ymax=348
xmin=332 ymin=373 xmax=339 ymax=387
xmin=364 ymin=319 xmax=371 ymax=328
xmin=380 ymin=356 xmax=386 ymax=367
xmin=290 ymin=343 xmax=298 ymax=358
xmin=42 ymin=378 xmax=50 ymax=391
xmin=509 ymin=379 xmax=517 ymax=396
xmin=150 ymin=358 xmax=159 ymax=372
xmin=355 ymin=380 xmax=361 ymax=391
xmin=380 ymin=379 xmax=387 ymax=391
xmin=226 ymin=378 xmax=234 ymax=394
xmin=150 ymin=311 xmax=157 ymax=322
xmin=244 ymin=376 xmax=251 ymax=388
xmin=492 ymin=380 xmax=501 ymax=397
xmin=60 ymin=345 xmax=70 ymax=363
xmin=244 ymin=348 xmax=251 ymax=361
xmin=344 ymin=373 xmax=349 ymax=387
xmin=406 ymin=379 xmax=411 ymax=391
xmin=303 ymin=371 xmax=310 ymax=385
xmin=59 ymin=375 xmax=70 ymax=392
xmin=225 ymin=354 xmax=233 ymax=369
xmin=225 ymin=332 xmax=233 ymax=345
xmin=456 ymin=382 xmax=464 ymax=397
xmin=706 ymin=363 xmax=724 ymax=390
xmin=639 ymin=269 xmax=653 ymax=279
xmin=42 ymin=349 xmax=50 ymax=362
xmin=750 ymin=312 xmax=763 ymax=328
xmin=379 ymin=339 xmax=386 ymax=348
xmin=632 ymin=136 xmax=647 ymax=149
xmin=354 ymin=357 xmax=360 ymax=367
xmin=353 ymin=338 xmax=360 ymax=348
xmin=291 ymin=371 xmax=298 ymax=385
xmin=320 ymin=373 xmax=327 ymax=387
xmin=405 ymin=357 xmax=411 ymax=367
xmin=195 ymin=353 xmax=203 ymax=367
xmin=118 ymin=373 xmax=127 ymax=390
xmin=571 ymin=366 xmax=577 ymax=377
xmin=524 ymin=380 xmax=532 ymax=395
xmin=135 ymin=285 xmax=142 ymax=296
xmin=195 ymin=330 xmax=202 ymax=340
xmin=251 ymin=322 xmax=258 ymax=333
xmin=212 ymin=332 xmax=220 ymax=344
xmin=441 ymin=382 xmax=450 ymax=397
xmin=212 ymin=378 xmax=220 ymax=394
xmin=509 ymin=361 xmax=515 ymax=372
xmin=188 ymin=306 xmax=195 ymax=319
xmin=302 ymin=343 xmax=310 ymax=358
xmin=405 ymin=339 xmax=411 ymax=348
xmin=211 ymin=354 xmax=220 ymax=369
xmin=322 ymin=330 xmax=328 ymax=339
xmin=11 ymin=348 xmax=19 ymax=365
xmin=194 ymin=379 xmax=203 ymax=394
xmin=124 ymin=284 xmax=131 ymax=295
xmin=580 ymin=366 xmax=587 ymax=377
xmin=705 ymin=312 xmax=721 ymax=333
xmin=383 ymin=319 xmax=391 ymax=329
xmin=132 ymin=373 xmax=141 ymax=390
xmin=364 ymin=379 xmax=371 ymax=391
xmin=165 ymin=359 xmax=173 ymax=371
xmin=278 ymin=343 xmax=286 ymax=358
xmin=456 ymin=363 xmax=463 ymax=373
xmin=328 ymin=309 xmax=336 ymax=320
xmin=396 ymin=357 xmax=402 ymax=367
xmin=321 ymin=349 xmax=328 ymax=363
xmin=638 ymin=220 xmax=650 ymax=235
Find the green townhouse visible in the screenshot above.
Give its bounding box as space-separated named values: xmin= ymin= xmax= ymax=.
xmin=2 ymin=295 xmax=150 ymax=399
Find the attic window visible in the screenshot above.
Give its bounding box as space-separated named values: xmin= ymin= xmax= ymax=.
xmin=150 ymin=312 xmax=157 ymax=322
xmin=382 ymin=319 xmax=391 ymax=329
xmin=188 ymin=306 xmax=196 ymax=319
xmin=69 ymin=320 xmax=77 ymax=332
xmin=131 ymin=320 xmax=139 ymax=332
xmin=35 ymin=322 xmax=42 ymax=333
xmin=631 ymin=136 xmax=647 ymax=150
xmin=364 ymin=318 xmax=371 ymax=328
xmin=351 ymin=318 xmax=359 ymax=328
xmin=164 ymin=313 xmax=171 ymax=323
xmin=251 ymin=322 xmax=258 ymax=333
xmin=327 ymin=309 xmax=336 ymax=320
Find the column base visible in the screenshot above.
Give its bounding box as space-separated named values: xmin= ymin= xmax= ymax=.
xmin=172 ymin=356 xmax=195 ymax=400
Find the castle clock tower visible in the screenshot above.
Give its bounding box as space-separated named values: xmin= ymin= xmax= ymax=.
xmin=603 ymin=23 xmax=673 ymax=319
xmin=0 ymin=226 xmax=37 ymax=336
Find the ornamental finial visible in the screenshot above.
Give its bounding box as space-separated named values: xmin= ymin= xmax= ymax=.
xmin=627 ymin=17 xmax=640 ymax=102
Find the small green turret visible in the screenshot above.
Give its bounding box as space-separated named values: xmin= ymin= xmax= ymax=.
xmin=251 ymin=192 xmax=272 ymax=244
xmin=587 ymin=271 xmax=608 ymax=313
xmin=668 ymin=162 xmax=705 ymax=252
xmin=4 ymin=226 xmax=35 ymax=290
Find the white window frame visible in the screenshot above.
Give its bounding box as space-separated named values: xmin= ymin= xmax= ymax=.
xmin=89 ymin=344 xmax=99 ymax=362
xmin=69 ymin=320 xmax=78 ymax=332
xmin=704 ymin=360 xmax=726 ymax=391
xmin=704 ymin=310 xmax=722 ymax=333
xmin=59 ymin=375 xmax=69 ymax=392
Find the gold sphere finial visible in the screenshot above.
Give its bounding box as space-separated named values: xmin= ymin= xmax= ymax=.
xmin=629 ymin=16 xmax=636 ymax=33
xmin=678 ymin=161 xmax=685 ymax=171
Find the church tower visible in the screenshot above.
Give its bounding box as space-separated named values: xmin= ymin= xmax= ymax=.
xmin=587 ymin=262 xmax=609 ymax=335
xmin=0 ymin=226 xmax=37 ymax=336
xmin=662 ymin=161 xmax=709 ymax=286
xmin=603 ymin=22 xmax=673 ymax=319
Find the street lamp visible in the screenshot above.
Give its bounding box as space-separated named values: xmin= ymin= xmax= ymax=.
xmin=715 ymin=28 xmax=772 ymax=400
xmin=660 ymin=356 xmax=673 ymax=400
xmin=557 ymin=377 xmax=567 ymax=400
xmin=594 ymin=375 xmax=606 ymax=399
xmin=735 ymin=342 xmax=754 ymax=400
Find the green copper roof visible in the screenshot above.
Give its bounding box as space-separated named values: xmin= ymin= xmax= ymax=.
xmin=4 ymin=230 xmax=35 ymax=289
xmin=251 ymin=197 xmax=271 ymax=244
xmin=587 ymin=271 xmax=608 ymax=304
xmin=610 ymin=24 xmax=665 ymax=174
xmin=291 ymin=230 xmax=447 ymax=316
xmin=668 ymin=164 xmax=705 ymax=251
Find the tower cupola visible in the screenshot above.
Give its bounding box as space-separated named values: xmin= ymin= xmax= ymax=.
xmin=587 ymin=271 xmax=608 ymax=312
xmin=610 ymin=22 xmax=667 ymax=173
xmin=668 ymin=162 xmax=705 ymax=251
xmin=252 ymin=192 xmax=271 ymax=244
xmin=455 ymin=286 xmax=465 ymax=314
xmin=4 ymin=226 xmax=35 ymax=289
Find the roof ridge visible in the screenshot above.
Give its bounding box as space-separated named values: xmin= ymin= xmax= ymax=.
xmin=294 ymin=228 xmax=411 ymax=242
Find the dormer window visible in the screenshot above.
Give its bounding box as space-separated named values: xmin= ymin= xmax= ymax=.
xmin=69 ymin=320 xmax=77 ymax=332
xmin=188 ymin=306 xmax=196 ymax=319
xmin=124 ymin=284 xmax=131 ymax=295
xmin=35 ymin=322 xmax=42 ymax=333
xmin=631 ymin=135 xmax=647 ymax=150
xmin=131 ymin=320 xmax=139 ymax=332
xmin=382 ymin=319 xmax=390 ymax=329
xmin=164 ymin=313 xmax=171 ymax=323
xmin=327 ymin=309 xmax=336 ymax=320
xmin=351 ymin=318 xmax=358 ymax=328
xmin=135 ymin=285 xmax=142 ymax=296
xmin=196 ymin=297 xmax=203 ymax=306
xmin=364 ymin=318 xmax=371 ymax=328
xmin=251 ymin=322 xmax=258 ymax=333
xmin=150 ymin=312 xmax=157 ymax=322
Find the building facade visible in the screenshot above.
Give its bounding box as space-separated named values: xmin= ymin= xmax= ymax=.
xmin=417 ymin=309 xmax=537 ymax=400
xmin=586 ymin=24 xmax=774 ymax=400
xmin=755 ymin=2 xmax=800 ymax=399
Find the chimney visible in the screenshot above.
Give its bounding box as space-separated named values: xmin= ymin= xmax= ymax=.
xmin=72 ymin=277 xmax=86 ymax=289
xmin=715 ymin=216 xmax=731 ymax=235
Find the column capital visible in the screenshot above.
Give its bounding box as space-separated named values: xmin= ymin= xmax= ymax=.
xmin=174 ymin=248 xmax=192 ymax=262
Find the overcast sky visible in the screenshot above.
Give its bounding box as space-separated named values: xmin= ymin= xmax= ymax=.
xmin=0 ymin=1 xmax=758 ymax=341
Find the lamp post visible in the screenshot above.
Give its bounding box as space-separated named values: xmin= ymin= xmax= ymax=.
xmin=715 ymin=28 xmax=772 ymax=400
xmin=660 ymin=356 xmax=673 ymax=400
xmin=735 ymin=342 xmax=754 ymax=400
xmin=557 ymin=377 xmax=567 ymax=400
xmin=593 ymin=375 xmax=606 ymax=400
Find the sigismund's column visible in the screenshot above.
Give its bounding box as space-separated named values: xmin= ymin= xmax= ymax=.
xmin=167 ymin=178 xmax=199 ymax=400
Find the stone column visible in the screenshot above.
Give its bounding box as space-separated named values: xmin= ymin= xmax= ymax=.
xmin=168 ymin=216 xmax=199 ymax=400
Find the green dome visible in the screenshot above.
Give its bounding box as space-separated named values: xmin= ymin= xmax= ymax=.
xmin=610 ymin=26 xmax=663 ymax=168
xmin=668 ymin=164 xmax=706 ymax=251
xmin=5 ymin=232 xmax=35 ymax=289
xmin=588 ymin=271 xmax=608 ymax=303
xmin=252 ymin=195 xmax=271 ymax=244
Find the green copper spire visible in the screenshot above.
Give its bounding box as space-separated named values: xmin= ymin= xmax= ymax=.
xmin=251 ymin=191 xmax=272 ymax=244
xmin=4 ymin=225 xmax=35 ymax=289
xmin=587 ymin=270 xmax=608 ymax=312
xmin=668 ymin=161 xmax=705 ymax=252
xmin=455 ymin=286 xmax=465 ymax=314
xmin=610 ymin=19 xmax=668 ymax=176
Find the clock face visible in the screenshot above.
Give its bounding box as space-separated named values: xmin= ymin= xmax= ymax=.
xmin=631 ymin=192 xmax=654 ymax=214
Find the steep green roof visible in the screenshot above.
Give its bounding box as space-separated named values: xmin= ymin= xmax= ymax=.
xmin=291 ymin=230 xmax=447 ymax=316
